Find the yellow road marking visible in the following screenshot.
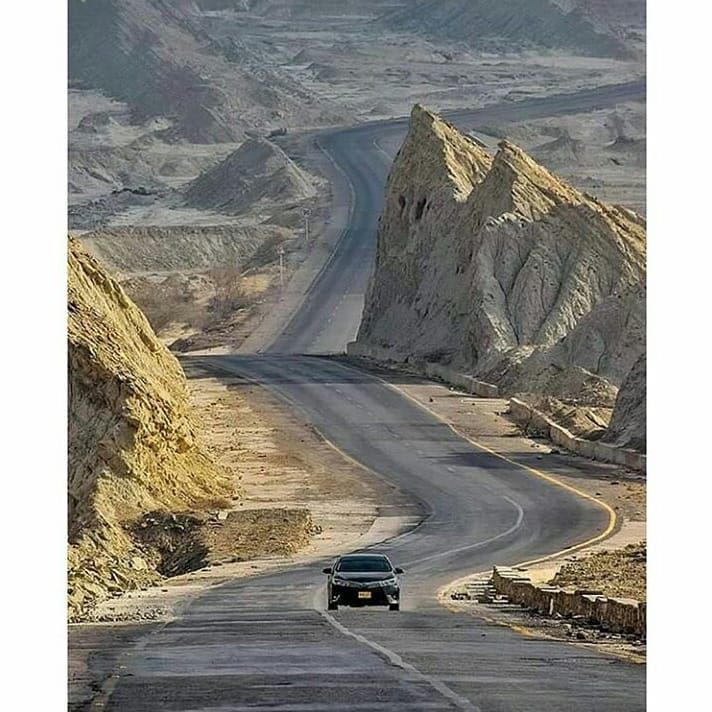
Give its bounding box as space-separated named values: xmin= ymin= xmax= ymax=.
xmin=375 ymin=373 xmax=618 ymax=559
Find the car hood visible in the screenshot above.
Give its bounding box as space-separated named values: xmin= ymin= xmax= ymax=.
xmin=333 ymin=572 xmax=395 ymax=582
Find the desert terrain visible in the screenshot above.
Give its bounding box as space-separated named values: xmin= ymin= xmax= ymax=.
xmin=69 ymin=0 xmax=645 ymax=355
xmin=68 ymin=2 xmax=647 ymax=710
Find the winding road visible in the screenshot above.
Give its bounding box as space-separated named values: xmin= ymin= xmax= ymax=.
xmin=91 ymin=81 xmax=646 ymax=711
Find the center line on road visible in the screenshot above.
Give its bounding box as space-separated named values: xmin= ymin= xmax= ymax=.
xmin=401 ymin=495 xmax=525 ymax=569
xmin=319 ymin=611 xmax=481 ymax=712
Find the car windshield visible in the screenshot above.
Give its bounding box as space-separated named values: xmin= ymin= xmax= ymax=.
xmin=336 ymin=557 xmax=392 ymax=572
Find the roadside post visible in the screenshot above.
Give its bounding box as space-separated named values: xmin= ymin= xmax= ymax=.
xmin=278 ymin=245 xmax=285 ymax=286
xmin=301 ymin=206 xmax=312 ymax=241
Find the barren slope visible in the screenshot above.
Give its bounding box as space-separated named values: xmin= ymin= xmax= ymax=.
xmin=68 ymin=0 xmax=335 ymax=142
xmin=381 ymin=0 xmax=640 ymax=58
xmin=184 ymin=138 xmax=316 ymax=214
xmin=357 ymin=105 xmax=646 ymax=437
xmin=68 ymin=238 xmax=232 ymax=618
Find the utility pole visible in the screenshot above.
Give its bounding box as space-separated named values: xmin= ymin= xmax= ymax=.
xmin=301 ymin=206 xmax=312 ymax=242
xmin=278 ymin=245 xmax=285 ymax=287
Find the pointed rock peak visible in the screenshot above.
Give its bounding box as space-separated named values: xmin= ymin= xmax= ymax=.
xmin=470 ymin=139 xmax=587 ymax=219
xmin=399 ymin=105 xmax=492 ymax=201
xmin=410 ymin=103 xmax=438 ymax=124
xmin=493 ymin=140 xmax=584 ymax=201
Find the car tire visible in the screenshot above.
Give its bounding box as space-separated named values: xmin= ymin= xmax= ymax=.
xmin=389 ymin=603 xmax=400 ymax=611
xmin=328 ymin=601 xmax=338 ymax=610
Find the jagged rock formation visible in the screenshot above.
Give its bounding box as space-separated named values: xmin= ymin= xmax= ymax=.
xmin=358 ymin=105 xmax=646 ymax=437
xmin=68 ymin=238 xmax=232 ymax=618
xmin=184 ymin=138 xmax=316 ymax=214
xmin=603 ymin=353 xmax=646 ymax=450
xmin=380 ymin=0 xmax=642 ymax=59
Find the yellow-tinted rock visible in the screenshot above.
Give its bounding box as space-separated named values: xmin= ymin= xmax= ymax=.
xmin=68 ymin=237 xmax=232 ymax=619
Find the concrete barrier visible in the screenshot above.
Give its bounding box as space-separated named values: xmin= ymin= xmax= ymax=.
xmin=508 ymin=397 xmax=646 ymax=472
xmin=492 ymin=566 xmax=645 ymax=637
xmin=346 ymin=341 xmax=499 ymax=398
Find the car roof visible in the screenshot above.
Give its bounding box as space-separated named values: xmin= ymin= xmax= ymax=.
xmin=338 ymin=553 xmax=389 ymax=560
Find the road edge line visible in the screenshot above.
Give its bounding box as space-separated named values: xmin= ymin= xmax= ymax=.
xmin=319 ymin=610 xmax=482 ymax=711
xmin=332 ymin=358 xmax=618 ymax=553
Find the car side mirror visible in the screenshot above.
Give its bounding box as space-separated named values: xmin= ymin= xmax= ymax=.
xmin=394 ymin=567 xmax=404 ymax=574
xmin=322 ymin=567 xmax=332 ymax=574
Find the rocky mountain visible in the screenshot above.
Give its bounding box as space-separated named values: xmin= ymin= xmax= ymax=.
xmin=184 ymin=138 xmax=316 ymax=214
xmin=357 ymin=105 xmax=646 ymax=436
xmin=380 ymin=0 xmax=642 ymax=59
xmin=68 ymin=238 xmax=232 ymax=618
xmin=68 ymin=0 xmax=334 ymax=142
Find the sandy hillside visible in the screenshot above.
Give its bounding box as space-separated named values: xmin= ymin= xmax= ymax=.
xmin=357 ymin=105 xmax=646 ymax=449
xmin=184 ymin=138 xmax=316 ymax=214
xmin=68 ymin=237 xmax=234 ymax=619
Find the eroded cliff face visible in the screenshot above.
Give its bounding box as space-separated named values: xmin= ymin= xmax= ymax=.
xmin=604 ymin=353 xmax=646 ymax=451
xmin=358 ymin=105 xmax=645 ymax=420
xmin=68 ymin=238 xmax=232 ymax=618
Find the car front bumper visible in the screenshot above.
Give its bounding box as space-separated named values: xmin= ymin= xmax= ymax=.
xmin=330 ymin=584 xmax=400 ymax=606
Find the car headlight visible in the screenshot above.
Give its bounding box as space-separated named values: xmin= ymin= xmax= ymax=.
xmin=332 ymin=576 xmax=352 ymax=586
xmin=377 ymin=577 xmax=398 ymax=587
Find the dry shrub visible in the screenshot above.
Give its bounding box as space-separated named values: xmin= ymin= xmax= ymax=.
xmin=125 ymin=277 xmax=208 ymax=333
xmin=207 ymin=265 xmax=252 ymax=321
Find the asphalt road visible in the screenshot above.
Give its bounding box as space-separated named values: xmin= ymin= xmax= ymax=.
xmin=89 ymin=82 xmax=646 ymax=711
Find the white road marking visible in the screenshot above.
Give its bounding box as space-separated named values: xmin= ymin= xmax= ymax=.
xmin=402 ymin=495 xmax=525 ymax=568
xmin=320 ymin=611 xmax=481 ymax=712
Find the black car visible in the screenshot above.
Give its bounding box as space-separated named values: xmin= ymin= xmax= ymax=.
xmin=323 ymin=553 xmax=404 ymax=611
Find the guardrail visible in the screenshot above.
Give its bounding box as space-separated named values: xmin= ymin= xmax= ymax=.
xmin=509 ymin=397 xmax=646 ymax=472
xmin=491 ymin=566 xmax=645 ymax=637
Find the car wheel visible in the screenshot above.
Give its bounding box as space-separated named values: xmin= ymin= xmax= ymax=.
xmin=389 ymin=603 xmax=400 ymax=611
xmin=328 ymin=601 xmax=338 ymax=610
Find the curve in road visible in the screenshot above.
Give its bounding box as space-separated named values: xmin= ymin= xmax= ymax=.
xmin=104 ymin=82 xmax=647 ymax=711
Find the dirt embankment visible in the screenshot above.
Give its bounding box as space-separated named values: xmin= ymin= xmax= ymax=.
xmin=356 ymin=105 xmax=646 ymax=451
xmin=78 ymin=215 xmax=318 ymax=354
xmin=68 ymin=237 xmax=235 ymax=618
xmin=68 ymin=239 xmax=323 ymax=621
xmin=184 ymin=138 xmax=316 ymax=215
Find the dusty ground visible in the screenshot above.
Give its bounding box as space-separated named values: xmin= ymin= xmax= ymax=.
xmin=552 ymin=542 xmax=646 ymax=601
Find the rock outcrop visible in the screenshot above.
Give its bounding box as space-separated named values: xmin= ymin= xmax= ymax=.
xmin=184 ymin=138 xmax=316 ymax=214
xmin=357 ymin=105 xmax=646 ymax=443
xmin=603 ymin=353 xmax=646 ymax=451
xmin=68 ymin=238 xmax=232 ymax=618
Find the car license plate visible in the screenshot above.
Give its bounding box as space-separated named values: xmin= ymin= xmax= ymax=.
xmin=357 ymin=591 xmax=372 ymax=599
